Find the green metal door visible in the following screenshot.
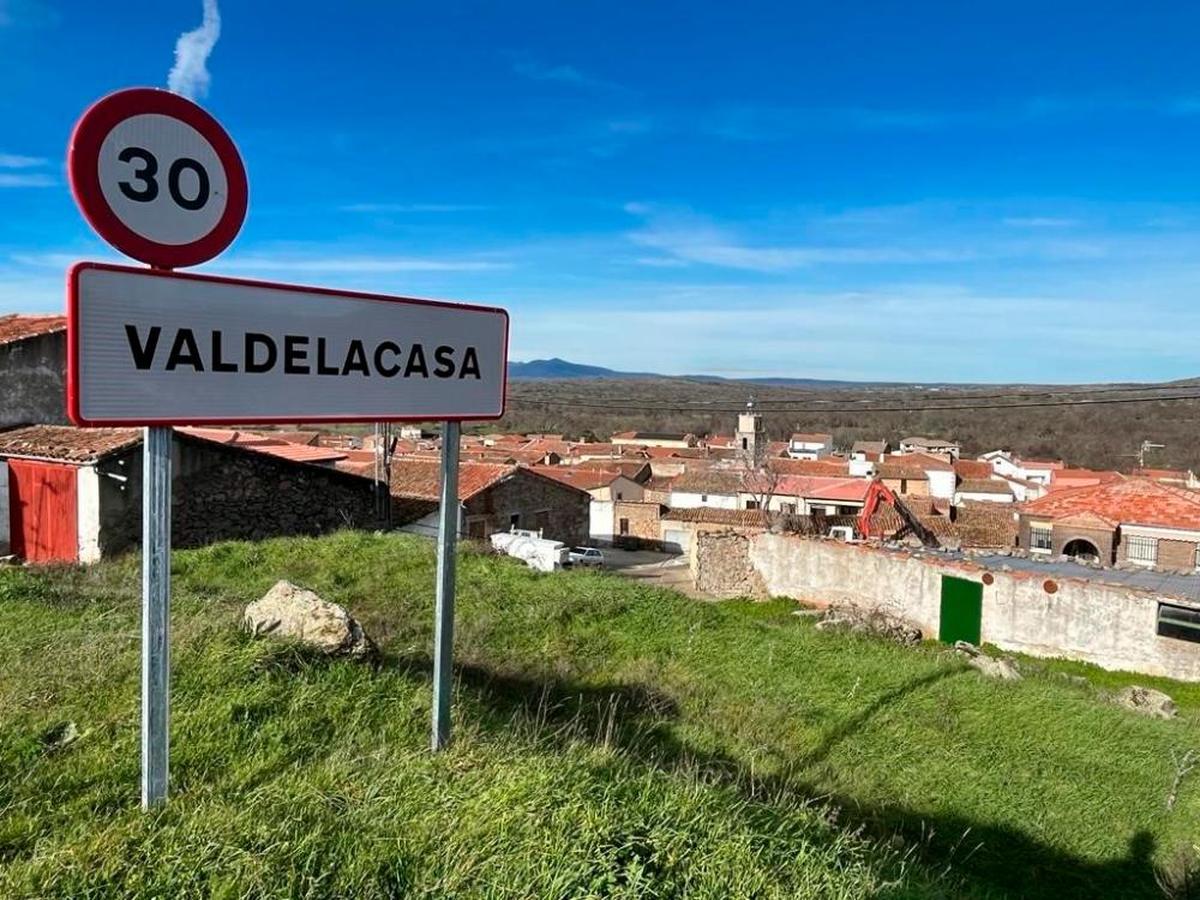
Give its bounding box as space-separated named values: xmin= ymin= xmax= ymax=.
xmin=939 ymin=575 xmax=982 ymax=644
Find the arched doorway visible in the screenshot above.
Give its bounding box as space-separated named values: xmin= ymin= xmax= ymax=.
xmin=1063 ymin=538 xmax=1101 ymax=563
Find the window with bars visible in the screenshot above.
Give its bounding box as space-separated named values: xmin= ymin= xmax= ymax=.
xmin=1158 ymin=602 xmax=1200 ymax=643
xmin=1126 ymin=534 xmax=1158 ymax=565
xmin=1030 ymin=526 xmax=1052 ymax=551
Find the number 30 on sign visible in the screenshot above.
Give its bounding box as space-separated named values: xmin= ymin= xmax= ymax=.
xmin=69 ymin=88 xmax=248 ymax=269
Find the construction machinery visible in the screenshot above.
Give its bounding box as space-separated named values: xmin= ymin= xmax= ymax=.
xmin=857 ymin=479 xmax=940 ymax=548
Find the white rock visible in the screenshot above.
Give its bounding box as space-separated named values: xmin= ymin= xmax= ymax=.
xmin=244 ymin=580 xmax=375 ymax=658
xmin=1115 ymin=686 xmax=1176 ymax=720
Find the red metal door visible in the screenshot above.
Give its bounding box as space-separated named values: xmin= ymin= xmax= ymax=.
xmin=8 ymin=460 xmax=78 ymax=562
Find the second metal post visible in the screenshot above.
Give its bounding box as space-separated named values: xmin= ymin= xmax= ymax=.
xmin=141 ymin=425 xmax=172 ymax=807
xmin=431 ymin=419 xmax=461 ymax=751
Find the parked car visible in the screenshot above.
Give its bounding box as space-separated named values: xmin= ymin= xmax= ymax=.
xmin=568 ymin=547 xmax=605 ymax=568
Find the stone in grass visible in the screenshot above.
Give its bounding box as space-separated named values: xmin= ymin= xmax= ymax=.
xmin=41 ymin=721 xmax=79 ymax=749
xmin=954 ymin=641 xmax=1022 ymax=681
xmin=1114 ymin=686 xmax=1177 ymax=720
xmin=244 ymin=580 xmax=376 ymax=659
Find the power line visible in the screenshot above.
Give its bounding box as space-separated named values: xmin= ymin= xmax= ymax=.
xmin=505 ymin=391 xmax=1200 ymax=415
xmin=506 ymin=381 xmax=1200 ymax=409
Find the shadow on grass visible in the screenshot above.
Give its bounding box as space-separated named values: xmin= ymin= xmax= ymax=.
xmin=383 ymin=650 xmax=1173 ymax=900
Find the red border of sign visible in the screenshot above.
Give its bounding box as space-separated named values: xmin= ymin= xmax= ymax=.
xmin=66 ymin=262 xmax=511 ymax=427
xmin=68 ymin=88 xmax=249 ymax=269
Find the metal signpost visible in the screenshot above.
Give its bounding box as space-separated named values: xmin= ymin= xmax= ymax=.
xmin=66 ymin=88 xmax=508 ymax=807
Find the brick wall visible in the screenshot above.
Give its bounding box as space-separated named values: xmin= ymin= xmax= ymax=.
xmin=1051 ymin=524 xmax=1115 ymax=563
xmin=1159 ymin=538 xmax=1199 ymax=570
xmin=1017 ymin=515 xmax=1115 ymax=563
xmin=1119 ymin=536 xmax=1200 ymax=571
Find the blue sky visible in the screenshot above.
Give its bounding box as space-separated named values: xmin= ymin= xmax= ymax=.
xmin=4 ymin=1 xmax=1200 ymax=382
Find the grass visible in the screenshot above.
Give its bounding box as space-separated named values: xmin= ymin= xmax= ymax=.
xmin=1 ymin=531 xmax=1198 ymax=898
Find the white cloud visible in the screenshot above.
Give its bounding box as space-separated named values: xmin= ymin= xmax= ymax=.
xmin=628 ymin=217 xmax=979 ymax=272
xmin=0 ymin=172 xmax=54 ymax=188
xmin=167 ymin=0 xmax=221 ymax=100
xmin=0 ymin=153 xmax=47 ymax=168
xmin=511 ymin=58 xmax=623 ymax=92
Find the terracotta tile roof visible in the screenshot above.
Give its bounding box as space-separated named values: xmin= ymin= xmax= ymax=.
xmin=529 ymin=465 xmax=622 ymax=491
xmin=643 ymin=475 xmax=678 ymax=492
xmin=1019 ymin=457 xmax=1065 ymax=469
xmin=663 ymin=507 xmax=772 ymax=528
xmin=383 ymin=459 xmax=589 ymax=502
xmin=615 ymin=431 xmax=693 ymax=442
xmin=851 ymin=440 xmax=888 ymax=456
xmin=268 ymin=430 xmax=322 ymax=446
xmin=568 ymin=443 xmax=623 ymax=458
xmin=0 ymin=424 xmax=139 ymax=463
xmin=0 ymin=314 xmax=66 ymax=345
xmin=954 ymin=459 xmax=995 ymax=480
xmin=869 ymin=506 xmax=958 ymax=540
xmin=1133 ymin=468 xmax=1191 ymax=482
xmin=877 ymin=461 xmax=931 ymax=481
xmin=957 ymin=478 xmax=1014 ymax=496
xmin=790 ymin=432 xmax=833 ymax=444
xmin=903 ymin=451 xmax=955 ymax=471
xmin=671 ymin=468 xmax=744 ymax=495
xmin=954 ymin=501 xmax=1019 ymax=548
xmin=704 ymin=435 xmax=736 ymax=448
xmin=644 ymin=447 xmax=707 ymax=459
xmin=1054 ymin=511 xmax=1118 ymax=530
xmin=389 ymin=459 xmax=516 ymax=501
xmin=573 ymin=459 xmax=651 ymax=481
xmin=769 ymin=458 xmax=851 ymax=477
xmin=1049 ymin=468 xmax=1125 ymax=489
xmin=773 ymin=475 xmax=871 ymax=503
xmin=1022 ymin=478 xmax=1200 ymax=531
xmin=177 ymin=427 xmax=348 ymax=464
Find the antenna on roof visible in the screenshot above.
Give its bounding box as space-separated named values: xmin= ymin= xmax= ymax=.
xmin=1123 ymin=440 xmax=1165 ymax=469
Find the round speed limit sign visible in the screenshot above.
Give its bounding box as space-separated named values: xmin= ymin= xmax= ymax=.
xmin=68 ymin=88 xmax=248 ymax=269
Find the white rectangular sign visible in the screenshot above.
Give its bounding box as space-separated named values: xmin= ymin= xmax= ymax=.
xmin=68 ymin=262 xmax=509 ymax=425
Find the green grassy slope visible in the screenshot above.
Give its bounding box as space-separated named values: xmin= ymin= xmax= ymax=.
xmin=1 ymin=532 xmax=1197 ymax=898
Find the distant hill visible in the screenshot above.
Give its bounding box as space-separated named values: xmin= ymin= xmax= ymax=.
xmin=508 ymin=358 xmax=641 ymax=379
xmin=507 ymin=357 xmax=903 ymax=387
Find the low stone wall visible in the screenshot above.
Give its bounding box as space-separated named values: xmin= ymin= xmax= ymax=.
xmin=173 ymin=436 xmax=379 ymax=547
xmin=695 ymin=531 xmax=1200 ymax=682
xmin=694 ymin=533 xmax=767 ymax=599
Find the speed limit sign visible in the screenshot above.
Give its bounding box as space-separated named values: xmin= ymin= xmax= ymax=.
xmin=68 ymin=88 xmax=248 ymax=269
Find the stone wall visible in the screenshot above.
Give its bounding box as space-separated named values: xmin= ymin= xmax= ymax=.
xmin=694 ymin=532 xmax=767 ymax=598
xmin=172 ymin=436 xmax=379 ymax=547
xmin=95 ymin=435 xmax=381 ymax=554
xmin=1 ymin=331 xmax=67 ymax=428
xmin=612 ymin=500 xmax=665 ymax=549
xmin=463 ymin=470 xmax=588 ymax=545
xmin=695 ymin=531 xmax=1200 ymax=681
